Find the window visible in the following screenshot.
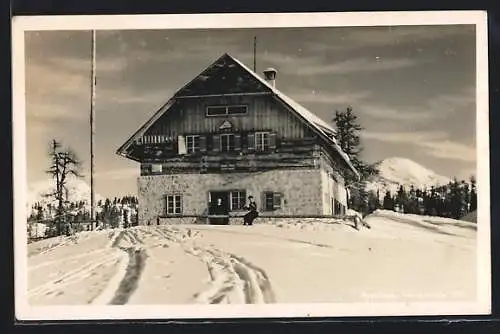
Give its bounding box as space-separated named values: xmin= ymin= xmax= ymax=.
xmin=230 ymin=191 xmax=246 ymax=211
xmin=227 ymin=105 xmax=247 ymax=115
xmin=255 ymin=132 xmax=270 ymax=151
xmin=334 ymin=199 xmax=346 ymax=216
xmin=220 ymin=134 xmax=235 ymax=152
xmin=207 ymin=106 xmax=227 ymax=116
xmin=186 ymin=135 xmax=200 ymax=154
xmin=151 ymin=164 xmax=162 ymax=173
xmin=166 ymin=195 xmax=182 ymax=215
xmin=263 ymin=192 xmax=283 ymax=211
xmin=206 ymin=105 xmax=247 ymax=116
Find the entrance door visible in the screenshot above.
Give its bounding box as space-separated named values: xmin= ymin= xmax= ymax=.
xmin=208 ymin=191 xmax=230 ymax=224
xmin=209 ymin=191 xmax=230 ymax=210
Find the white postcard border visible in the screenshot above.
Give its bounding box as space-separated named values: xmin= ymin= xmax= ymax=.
xmin=12 ymin=11 xmax=491 ymax=320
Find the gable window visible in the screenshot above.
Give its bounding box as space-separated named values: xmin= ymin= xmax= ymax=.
xmin=206 ymin=105 xmax=247 ymax=116
xmin=227 ymin=105 xmax=247 ymax=115
xmin=263 ymin=192 xmax=283 ymax=211
xmin=220 ymin=134 xmax=235 ymax=152
xmin=166 ymin=194 xmax=182 ymax=215
xmin=230 ymin=190 xmax=246 ymax=211
xmin=186 ymin=135 xmax=200 ymax=154
xmin=255 ymin=132 xmax=270 ymax=151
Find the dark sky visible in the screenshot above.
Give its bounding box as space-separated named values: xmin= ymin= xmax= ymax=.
xmin=24 ymin=25 xmax=477 ymax=198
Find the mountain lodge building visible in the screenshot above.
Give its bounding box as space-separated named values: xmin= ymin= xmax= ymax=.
xmin=116 ymin=53 xmax=359 ymax=224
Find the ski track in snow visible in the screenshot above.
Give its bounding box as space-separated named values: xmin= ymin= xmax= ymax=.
xmin=29 ymin=251 xmax=121 ymax=298
xmin=93 ymin=229 xmax=148 ymax=305
xmin=143 ymin=225 xmax=276 ymax=304
xmin=28 ymin=228 xmax=146 ymax=305
xmin=184 ymin=244 xmax=276 ymax=304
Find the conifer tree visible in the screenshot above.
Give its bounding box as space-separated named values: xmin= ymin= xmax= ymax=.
xmin=333 ymin=106 xmax=378 ymax=215
xmin=367 ymin=190 xmax=381 ymax=214
xmin=396 ymin=185 xmax=407 ymax=213
xmin=46 ymin=139 xmax=83 ymax=235
xmin=448 ymin=179 xmax=461 ymax=219
xmin=469 ymin=175 xmax=477 ymax=212
xmin=383 ymin=190 xmax=393 ymax=210
xmin=333 ymin=106 xmax=378 ymax=179
xmin=123 ymin=209 xmax=129 ymax=228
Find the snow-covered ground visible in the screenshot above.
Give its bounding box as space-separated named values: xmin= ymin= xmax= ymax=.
xmin=27 ymin=210 xmax=477 ymax=305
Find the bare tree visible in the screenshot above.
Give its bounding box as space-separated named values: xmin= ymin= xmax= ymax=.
xmin=46 ymin=139 xmax=83 ymax=235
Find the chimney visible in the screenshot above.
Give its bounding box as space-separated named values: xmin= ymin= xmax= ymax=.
xmin=263 ymin=68 xmax=277 ymax=88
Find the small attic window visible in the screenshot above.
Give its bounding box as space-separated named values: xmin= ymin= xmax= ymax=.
xmin=206 ymin=105 xmax=247 ymax=117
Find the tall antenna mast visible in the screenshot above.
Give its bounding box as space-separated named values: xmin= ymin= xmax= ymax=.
xmin=90 ymin=30 xmax=96 ymax=230
xmin=253 ymin=36 xmax=257 ymax=72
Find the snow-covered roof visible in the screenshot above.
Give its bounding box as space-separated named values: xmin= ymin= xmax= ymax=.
xmin=230 ymin=55 xmax=337 ymax=135
xmin=230 ymin=55 xmax=357 ymax=176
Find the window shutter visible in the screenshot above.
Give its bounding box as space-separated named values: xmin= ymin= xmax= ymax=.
xmin=234 ymin=133 xmax=241 ymax=151
xmin=199 ymin=135 xmax=207 ymax=153
xmin=269 ymin=132 xmax=277 ymax=150
xmin=212 ymin=134 xmax=221 ymax=152
xmin=273 ymin=192 xmax=282 ymax=210
xmin=247 ymin=133 xmax=255 ymax=152
xmin=200 ymin=156 xmax=208 ymax=173
xmin=178 ymin=135 xmax=187 ymax=155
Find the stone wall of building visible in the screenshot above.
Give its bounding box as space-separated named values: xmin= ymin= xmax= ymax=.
xmin=137 ymin=168 xmax=324 ymax=224
xmin=319 ymin=153 xmax=348 ymax=215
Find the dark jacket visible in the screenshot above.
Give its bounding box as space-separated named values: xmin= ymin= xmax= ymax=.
xmin=248 ymin=201 xmax=257 ymax=212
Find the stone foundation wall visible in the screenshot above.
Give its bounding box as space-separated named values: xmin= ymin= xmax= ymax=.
xmin=137 ymin=169 xmax=324 ymax=225
xmin=152 ymin=215 xmax=355 ymax=226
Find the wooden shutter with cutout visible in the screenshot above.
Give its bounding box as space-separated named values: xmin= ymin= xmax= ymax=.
xmin=247 ymin=133 xmax=255 ymax=152
xmin=273 ymin=192 xmax=282 ymax=210
xmin=199 ymin=135 xmax=207 ymax=153
xmin=269 ymin=132 xmax=277 ymax=150
xmin=234 ymin=133 xmax=242 ymax=151
xmin=178 ymin=135 xmax=187 ymax=155
xmin=212 ymin=134 xmax=221 ymax=152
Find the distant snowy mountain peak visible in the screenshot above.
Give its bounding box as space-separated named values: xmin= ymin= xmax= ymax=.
xmin=367 ymin=157 xmax=451 ymax=194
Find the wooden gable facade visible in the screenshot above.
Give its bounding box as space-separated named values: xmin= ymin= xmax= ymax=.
xmin=117 ymin=53 xmax=358 ymax=180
